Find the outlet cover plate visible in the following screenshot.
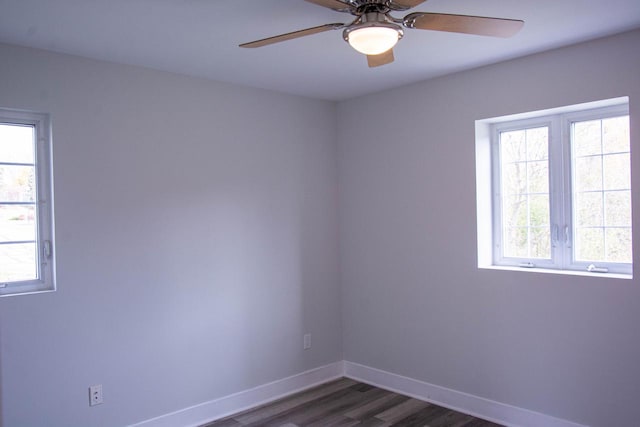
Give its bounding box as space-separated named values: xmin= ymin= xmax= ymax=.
xmin=89 ymin=384 xmax=103 ymax=406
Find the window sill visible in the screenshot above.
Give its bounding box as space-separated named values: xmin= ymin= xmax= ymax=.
xmin=0 ymin=285 xmax=56 ymax=298
xmin=479 ymin=264 xmax=632 ymax=280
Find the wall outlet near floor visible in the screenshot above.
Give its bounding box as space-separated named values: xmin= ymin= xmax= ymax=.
xmin=303 ymin=333 xmax=311 ymax=350
xmin=89 ymin=384 xmax=103 ymax=406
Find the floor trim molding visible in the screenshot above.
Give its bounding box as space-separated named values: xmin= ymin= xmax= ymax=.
xmin=343 ymin=361 xmax=587 ymax=427
xmin=129 ymin=361 xmax=344 ymax=427
xmin=131 ymin=360 xmax=587 ymax=427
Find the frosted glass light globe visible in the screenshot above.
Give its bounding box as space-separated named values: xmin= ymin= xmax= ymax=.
xmin=347 ymin=26 xmax=400 ymax=55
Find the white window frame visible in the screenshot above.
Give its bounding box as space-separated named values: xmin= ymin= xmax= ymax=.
xmin=491 ymin=115 xmax=560 ymax=270
xmin=0 ymin=108 xmax=56 ymax=296
xmin=562 ymin=104 xmax=631 ymax=275
xmin=476 ymin=97 xmax=632 ymax=278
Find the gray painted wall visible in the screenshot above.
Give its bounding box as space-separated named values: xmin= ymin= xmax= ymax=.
xmin=0 ymin=43 xmax=342 ymax=426
xmin=338 ymin=30 xmax=640 ymax=427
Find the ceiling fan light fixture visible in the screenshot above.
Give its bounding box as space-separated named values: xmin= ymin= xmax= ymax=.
xmin=344 ymin=22 xmax=403 ymax=55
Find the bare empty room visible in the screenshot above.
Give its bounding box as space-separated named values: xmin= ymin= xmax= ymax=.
xmin=1 ymin=1 xmax=639 ymax=426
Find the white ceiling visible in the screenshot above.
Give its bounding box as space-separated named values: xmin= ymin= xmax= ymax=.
xmin=1 ymin=0 xmax=639 ymax=101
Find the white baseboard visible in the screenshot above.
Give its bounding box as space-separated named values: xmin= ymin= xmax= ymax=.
xmin=343 ymin=361 xmax=587 ymax=427
xmin=130 ymin=360 xmax=587 ymax=427
xmin=129 ymin=361 xmax=344 ymax=427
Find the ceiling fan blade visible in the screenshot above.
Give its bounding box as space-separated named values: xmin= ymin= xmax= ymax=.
xmin=304 ymin=0 xmax=353 ymax=12
xmin=367 ymin=49 xmax=395 ymax=67
xmin=405 ymin=12 xmax=524 ymax=37
xmin=240 ymin=23 xmax=344 ymax=48
xmin=388 ymin=0 xmax=427 ymax=10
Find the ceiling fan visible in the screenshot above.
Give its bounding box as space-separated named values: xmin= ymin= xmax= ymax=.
xmin=240 ymin=0 xmax=524 ymax=67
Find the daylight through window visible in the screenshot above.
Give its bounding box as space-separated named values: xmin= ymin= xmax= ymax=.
xmin=477 ymin=98 xmax=632 ymax=276
xmin=0 ymin=109 xmax=55 ymax=296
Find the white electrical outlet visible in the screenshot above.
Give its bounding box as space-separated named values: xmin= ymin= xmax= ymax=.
xmin=89 ymin=384 xmax=103 ymax=406
xmin=303 ymin=333 xmax=311 ymax=350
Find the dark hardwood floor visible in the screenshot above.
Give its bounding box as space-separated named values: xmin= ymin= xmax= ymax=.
xmin=200 ymin=378 xmax=504 ymax=427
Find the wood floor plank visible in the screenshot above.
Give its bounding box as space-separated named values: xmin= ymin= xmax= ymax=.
xmin=358 ymin=418 xmax=392 ymax=427
xmin=199 ymin=417 xmax=242 ymax=427
xmin=461 ymin=419 xmax=504 ymax=427
xmin=374 ymin=397 xmax=431 ymax=423
xmin=246 ymin=387 xmax=363 ymax=426
xmin=277 ymin=387 xmax=388 ymax=426
xmin=306 ymin=413 xmax=362 ymax=426
xmin=232 ymin=378 xmax=357 ymax=425
xmin=344 ymin=393 xmax=409 ymax=420
xmin=198 ymin=378 xmax=503 ymax=427
xmin=390 ymin=403 xmax=449 ymax=426
xmin=349 ymin=382 xmax=376 ymax=392
xmin=427 ymin=410 xmax=476 ymax=427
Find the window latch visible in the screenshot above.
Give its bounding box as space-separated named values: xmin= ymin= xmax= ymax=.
xmin=519 ymin=262 xmax=535 ymax=268
xmin=587 ymin=264 xmax=608 ymax=273
xmin=551 ymin=225 xmax=569 ymax=244
xmin=43 ymin=240 xmax=52 ymax=259
xmin=551 ymin=225 xmax=558 ymax=244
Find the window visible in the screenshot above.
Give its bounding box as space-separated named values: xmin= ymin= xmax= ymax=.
xmin=0 ymin=108 xmax=55 ymax=296
xmin=476 ymin=97 xmax=632 ymax=277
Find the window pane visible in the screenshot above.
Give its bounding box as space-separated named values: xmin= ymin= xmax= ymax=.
xmin=603 ymin=153 xmax=630 ymax=190
xmin=503 ymin=195 xmax=527 ymax=228
xmin=0 ymin=110 xmax=53 ymax=294
xmin=575 ymin=228 xmax=604 ymax=262
xmin=501 ymin=193 xmax=550 ymax=258
xmin=500 ymin=130 xmax=526 ymax=163
xmin=504 ymin=227 xmax=528 ymax=258
xmin=500 ymin=126 xmax=550 ymax=260
xmin=605 ymin=228 xmax=632 ymax=263
xmin=603 ymin=116 xmax=630 ymax=154
xmin=0 ymin=165 xmax=36 ymax=202
xmin=527 ymin=161 xmax=548 ymax=193
xmin=526 ymin=127 xmax=548 ymax=161
xmin=605 ymin=191 xmax=631 ymax=227
xmin=0 ymin=124 xmax=35 ymax=164
xmin=530 ymin=227 xmax=551 ymax=259
xmin=575 ymin=192 xmax=603 ymax=227
xmin=530 ymin=195 xmax=550 ymax=227
xmin=573 ymin=114 xmax=631 ymax=267
xmin=0 ymin=242 xmax=37 ymax=282
xmin=503 ymin=163 xmax=527 ymax=195
xmin=573 ymin=120 xmax=602 ymax=156
xmin=574 ymin=156 xmax=602 ymax=192
xmin=0 ymin=205 xmax=37 ymax=242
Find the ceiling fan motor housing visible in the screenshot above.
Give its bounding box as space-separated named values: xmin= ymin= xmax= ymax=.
xmin=342 ymin=15 xmax=404 ymax=42
xmin=353 ymin=1 xmax=390 ymax=14
xmin=349 ymin=0 xmax=418 ymax=14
